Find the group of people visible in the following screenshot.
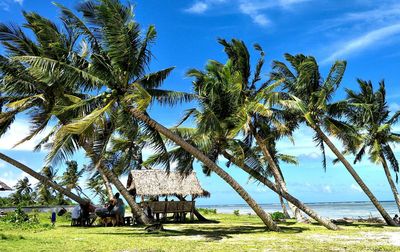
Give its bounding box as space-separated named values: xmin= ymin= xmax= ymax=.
xmin=95 ymin=193 xmax=126 ymax=226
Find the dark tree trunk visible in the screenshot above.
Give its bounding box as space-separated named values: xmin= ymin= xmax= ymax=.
xmin=0 ymin=152 xmax=88 ymax=206
xmin=249 ymin=123 xmax=309 ymax=223
xmin=312 ymin=124 xmax=397 ymax=226
xmin=381 ymin=155 xmax=400 ymax=213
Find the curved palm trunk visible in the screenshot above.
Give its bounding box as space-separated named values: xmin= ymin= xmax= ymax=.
xmin=82 ymin=144 xmax=151 ymax=224
xmin=222 ymin=151 xmax=339 ymax=230
xmin=129 ymin=108 xmax=279 ymax=231
xmin=279 ymin=195 xmax=291 ymax=219
xmin=312 ymin=125 xmax=397 ymax=226
xmin=0 ymin=152 xmax=88 ymax=206
xmin=249 ymin=124 xmax=309 ymax=223
xmin=381 ymin=156 xmax=400 ymax=213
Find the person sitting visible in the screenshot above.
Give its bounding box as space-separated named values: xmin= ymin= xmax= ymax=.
xmin=393 ymin=214 xmax=399 ymax=224
xmin=114 ymin=193 xmax=125 ymax=226
xmin=71 ymin=205 xmax=81 ymax=226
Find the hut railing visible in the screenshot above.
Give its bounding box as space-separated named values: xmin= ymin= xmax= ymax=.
xmin=140 ymin=201 xmax=195 ymax=214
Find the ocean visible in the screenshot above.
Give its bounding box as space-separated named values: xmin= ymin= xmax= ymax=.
xmin=198 ymin=201 xmax=400 ymax=219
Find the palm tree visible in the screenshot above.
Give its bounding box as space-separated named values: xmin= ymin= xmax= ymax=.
xmin=20 ymin=0 xmax=279 ymax=230
xmin=11 ymin=177 xmax=34 ymax=205
xmin=0 ymin=10 xmax=115 ymax=199
xmin=36 ymin=165 xmax=58 ymax=204
xmin=60 ymin=161 xmax=87 ymax=198
xmin=343 ymin=80 xmax=400 ymax=212
xmin=271 ymin=54 xmax=396 ymax=226
xmin=0 ymin=5 xmax=152 ymax=223
xmin=1 ymin=1 xmax=279 ymax=229
xmin=186 ymin=39 xmax=310 ymax=223
xmin=86 ymin=175 xmax=108 ymax=205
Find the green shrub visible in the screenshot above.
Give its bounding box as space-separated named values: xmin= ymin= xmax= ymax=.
xmin=233 ymin=210 xmax=240 ymax=216
xmin=271 ymin=211 xmax=286 ymax=221
xmin=197 ymin=208 xmax=217 ymax=214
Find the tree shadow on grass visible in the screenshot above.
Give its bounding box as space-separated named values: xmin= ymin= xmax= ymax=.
xmin=92 ymin=225 xmax=309 ymax=241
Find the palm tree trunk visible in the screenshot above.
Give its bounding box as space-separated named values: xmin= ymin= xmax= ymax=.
xmin=311 ymin=124 xmax=397 ymax=226
xmin=249 ymin=123 xmax=309 ymax=223
xmin=82 ymin=144 xmax=151 ymax=225
xmin=279 ymin=195 xmax=291 ymax=219
xmin=129 ymin=108 xmax=279 ymax=231
xmin=381 ymin=155 xmax=400 ymax=213
xmin=0 ymin=152 xmax=88 ymax=206
xmin=222 ymin=151 xmax=339 ymax=230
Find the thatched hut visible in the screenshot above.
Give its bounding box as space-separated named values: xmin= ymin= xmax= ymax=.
xmin=0 ymin=180 xmax=12 ymax=191
xmin=126 ymin=170 xmax=209 ymax=221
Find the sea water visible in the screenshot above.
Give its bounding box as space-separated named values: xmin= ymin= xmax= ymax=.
xmin=198 ymin=201 xmax=400 ymax=219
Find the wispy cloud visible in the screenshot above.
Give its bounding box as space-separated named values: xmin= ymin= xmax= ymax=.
xmin=185 ymin=0 xmax=227 ymax=14
xmin=350 ymin=184 xmax=363 ymax=193
xmin=238 ymin=1 xmax=271 ymax=26
xmin=0 ymin=119 xmax=51 ymax=151
xmin=0 ymin=0 xmax=23 ymax=11
xmin=185 ymin=0 xmax=310 ymax=26
xmin=322 ymin=23 xmax=400 ymax=64
xmin=238 ymin=0 xmax=310 ymax=26
xmin=185 ymin=1 xmax=208 ymax=14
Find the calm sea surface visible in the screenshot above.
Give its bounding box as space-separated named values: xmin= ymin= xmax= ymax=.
xmin=198 ymin=201 xmax=400 ymax=219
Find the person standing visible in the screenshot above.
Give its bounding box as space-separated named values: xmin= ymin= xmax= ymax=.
xmin=51 ymin=209 xmax=56 ymax=226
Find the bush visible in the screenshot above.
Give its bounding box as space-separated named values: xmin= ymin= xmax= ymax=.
xmin=271 ymin=211 xmax=286 ymax=221
xmin=233 ymin=210 xmax=240 ymax=216
xmin=0 ymin=207 xmax=51 ymax=230
xmin=197 ymin=208 xmax=217 ymax=214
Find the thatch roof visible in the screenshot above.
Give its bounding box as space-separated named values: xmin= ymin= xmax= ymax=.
xmin=0 ymin=180 xmax=12 ymax=191
xmin=126 ymin=170 xmax=209 ymax=198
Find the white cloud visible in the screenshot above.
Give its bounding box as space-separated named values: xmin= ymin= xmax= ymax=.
xmin=322 ymin=23 xmax=400 ymax=64
xmin=0 ymin=119 xmax=52 ymax=151
xmin=185 ymin=1 xmax=209 ymax=14
xmin=0 ymin=0 xmax=23 ymax=11
xmin=185 ymin=0 xmax=310 ymax=26
xmin=322 ymin=185 xmax=332 ymax=193
xmin=350 ymin=183 xmax=363 ymax=193
xmin=279 ymin=0 xmax=310 ymax=8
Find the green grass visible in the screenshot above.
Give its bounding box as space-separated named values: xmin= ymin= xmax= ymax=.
xmin=0 ymin=212 xmax=399 ymax=251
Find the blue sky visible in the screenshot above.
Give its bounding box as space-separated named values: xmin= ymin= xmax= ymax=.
xmin=1 ymin=0 xmax=400 ymax=206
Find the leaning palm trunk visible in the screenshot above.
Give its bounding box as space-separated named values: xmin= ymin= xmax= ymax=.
xmin=129 ymin=108 xmax=279 ymax=231
xmin=249 ymin=124 xmax=309 ymax=223
xmin=222 ymin=151 xmax=339 ymax=230
xmin=0 ymin=152 xmax=88 ymax=206
xmin=381 ymin=155 xmax=400 ymax=213
xmin=82 ymin=144 xmax=151 ymax=225
xmin=312 ymin=125 xmax=397 ymax=226
xmin=279 ymin=195 xmax=291 ymax=219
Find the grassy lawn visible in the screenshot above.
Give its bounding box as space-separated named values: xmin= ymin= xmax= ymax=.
xmin=0 ymin=212 xmax=399 ymax=252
